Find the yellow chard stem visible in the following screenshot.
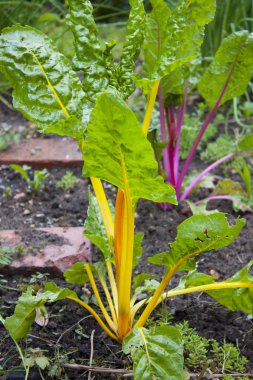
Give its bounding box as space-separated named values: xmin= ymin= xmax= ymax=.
xmin=117 ymin=148 xmax=135 ymax=340
xmin=99 ymin=274 xmax=118 ymax=325
xmin=90 ymin=177 xmax=118 ymax=314
xmin=85 ymin=264 xmax=117 ymax=333
xmin=134 ymin=268 xmax=174 ymax=328
xmin=66 ymin=296 xmax=119 ymax=342
xmin=158 ymin=281 xmax=253 ymax=304
xmin=90 ymin=177 xmax=114 ymax=242
xmin=142 ymin=79 xmax=160 ymax=136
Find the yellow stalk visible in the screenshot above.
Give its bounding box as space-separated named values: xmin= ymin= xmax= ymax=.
xmin=130 ymin=299 xmax=147 ymax=324
xmin=117 ymin=148 xmax=135 ymax=339
xmin=99 ymin=275 xmax=118 ymax=325
xmin=114 ymin=189 xmax=125 ymax=284
xmin=90 ymin=177 xmax=118 ymax=311
xmin=90 ymin=177 xmax=114 ymax=242
xmin=142 ymin=79 xmax=160 ymax=136
xmin=66 ymin=296 xmax=119 ymax=342
xmin=85 ymin=264 xmax=117 ymax=333
xmin=134 ymin=269 xmax=173 ymax=328
xmin=106 ymin=261 xmax=118 ymax=317
xmin=157 ymin=281 xmax=253 ymax=305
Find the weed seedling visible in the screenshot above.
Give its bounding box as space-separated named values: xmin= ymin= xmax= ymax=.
xmin=9 ymin=164 xmax=48 ymax=194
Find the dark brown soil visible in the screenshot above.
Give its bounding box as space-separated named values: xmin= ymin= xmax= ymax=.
xmin=0 ymin=106 xmax=253 ymax=379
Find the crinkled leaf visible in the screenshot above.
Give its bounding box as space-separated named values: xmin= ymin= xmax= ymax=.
xmin=119 ymin=0 xmax=145 ymax=97
xmin=142 ymin=0 xmax=171 ymax=76
xmin=0 ymin=26 xmax=87 ymax=140
xmin=123 ymin=325 xmax=184 ymax=380
xmin=83 ymin=91 xmax=176 ymax=205
xmin=4 ymin=284 xmax=77 ymax=339
xmin=66 ymin=0 xmax=108 ymax=101
xmin=173 ymin=270 xmax=216 ymax=292
xmin=143 ymin=0 xmax=215 ymax=81
xmin=84 ymin=189 xmax=113 ymax=260
xmin=133 ymin=274 xmax=155 ymax=291
xmin=198 ymin=31 xmax=253 ymax=108
xmin=35 ymin=356 xmax=50 ymax=370
xmin=64 ymin=261 xmax=89 ymax=285
xmin=149 ymin=213 xmax=245 ymax=272
xmin=134 ymin=279 xmax=160 ymax=298
xmin=207 ymin=261 xmax=253 ymax=314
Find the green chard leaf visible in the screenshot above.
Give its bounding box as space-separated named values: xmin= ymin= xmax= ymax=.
xmin=83 ymin=91 xmax=177 ymax=205
xmin=123 ymin=326 xmax=184 ymax=380
xmin=64 ymin=261 xmax=89 ymax=285
xmin=66 ymin=0 xmax=109 ymax=101
xmin=207 ymin=261 xmax=253 ymax=314
xmin=198 ymin=31 xmax=253 ymax=108
xmin=0 ymin=26 xmax=88 ymax=140
xmin=139 ymin=0 xmax=215 ymax=88
xmin=149 ymin=213 xmax=245 ymax=271
xmin=84 ymin=189 xmax=113 ymax=260
xmin=4 ymin=283 xmax=77 ymax=339
xmin=117 ymin=0 xmax=145 ymax=97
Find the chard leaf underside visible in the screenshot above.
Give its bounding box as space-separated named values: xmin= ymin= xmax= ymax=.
xmin=0 ymin=26 xmax=87 ymax=140
xmin=123 ymin=325 xmax=184 ymax=380
xmin=149 ymin=213 xmax=245 ymax=271
xmin=207 ymin=261 xmax=253 ymax=314
xmin=83 ymin=91 xmax=176 ymax=205
xmin=171 ymin=262 xmax=253 ymax=315
xmin=199 ymin=31 xmax=253 ymax=108
xmin=4 ymin=283 xmax=77 ymax=339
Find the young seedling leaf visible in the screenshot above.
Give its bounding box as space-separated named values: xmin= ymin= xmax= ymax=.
xmin=149 ymin=213 xmax=245 ymax=272
xmin=198 ymin=31 xmax=253 ymax=108
xmin=122 ymin=325 xmax=184 ymax=380
xmin=66 ymin=0 xmax=109 ymax=101
xmin=83 ymin=91 xmax=177 ymax=205
xmin=64 ymin=261 xmax=90 ymax=285
xmin=0 ymin=26 xmax=88 ymax=140
xmin=4 ymin=284 xmax=77 ymax=339
xmin=84 ymin=189 xmax=113 ymax=260
xmin=207 ymin=261 xmax=253 ymax=314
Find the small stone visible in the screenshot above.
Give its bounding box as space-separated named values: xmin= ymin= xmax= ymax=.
xmin=14 ymin=192 xmax=26 ymax=200
xmin=35 ymin=213 xmax=46 ymax=221
xmin=23 ymin=209 xmax=31 ymax=216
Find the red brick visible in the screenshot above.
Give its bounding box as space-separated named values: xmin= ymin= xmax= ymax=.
xmin=0 ymin=227 xmax=92 ymax=274
xmin=0 ymin=138 xmax=83 ymax=168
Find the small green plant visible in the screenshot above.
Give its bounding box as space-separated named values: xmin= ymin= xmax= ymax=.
xmin=0 ymin=241 xmax=25 ymax=267
xmin=3 ymin=186 xmax=13 ymax=198
xmin=9 ymin=164 xmax=49 ymax=194
xmin=1 ymin=1 xmax=253 ymax=379
xmin=56 ymin=170 xmax=79 ymax=190
xmin=178 ymin=321 xmax=249 ymax=377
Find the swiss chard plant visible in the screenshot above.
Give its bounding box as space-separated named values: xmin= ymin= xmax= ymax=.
xmin=140 ymin=2 xmax=253 ymax=209
xmin=1 ymin=0 xmax=253 ymax=378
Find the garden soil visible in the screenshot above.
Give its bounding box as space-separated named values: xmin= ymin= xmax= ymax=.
xmin=0 ymin=106 xmax=253 ymax=379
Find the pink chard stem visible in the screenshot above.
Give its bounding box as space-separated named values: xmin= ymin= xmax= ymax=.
xmin=176 ymin=62 xmax=236 ymax=197
xmin=180 ymin=150 xmax=253 ymax=202
xmin=158 ymin=85 xmax=170 ymax=182
xmin=174 ymin=82 xmax=188 ymax=193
